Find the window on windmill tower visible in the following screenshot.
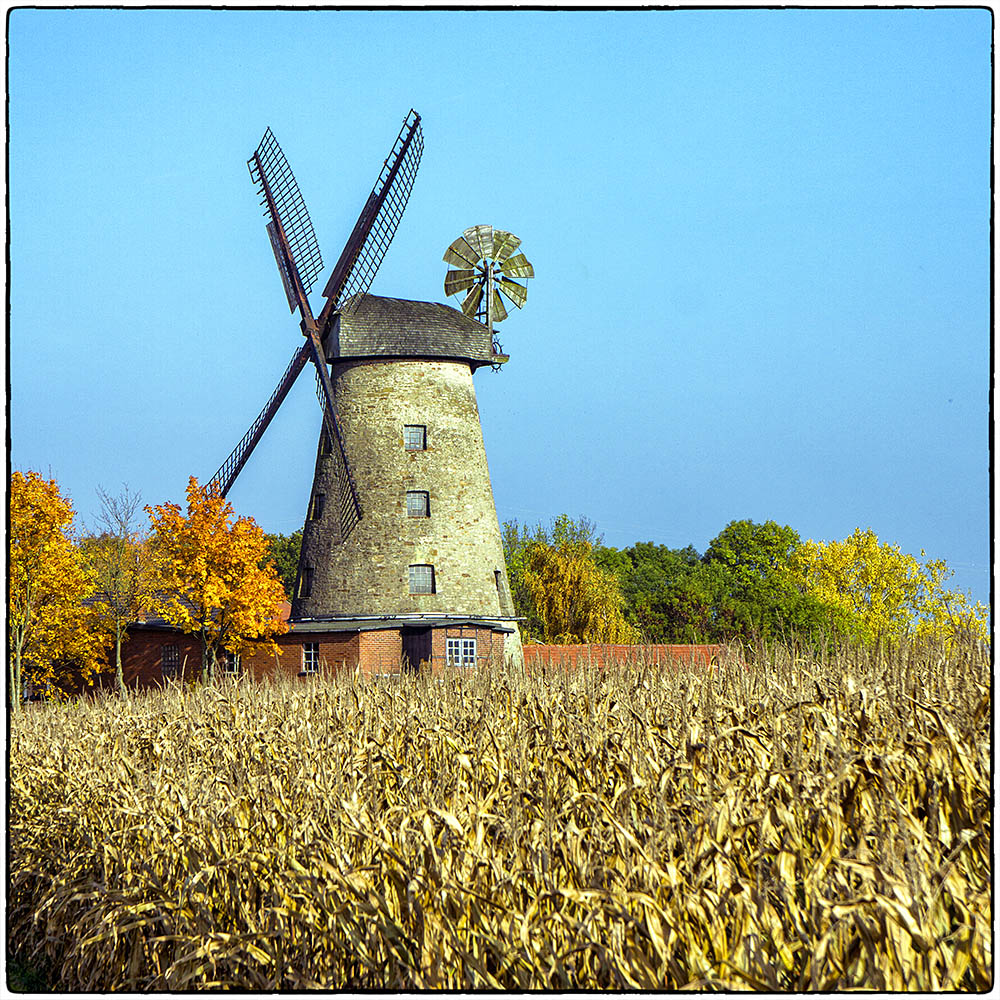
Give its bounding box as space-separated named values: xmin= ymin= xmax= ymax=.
xmin=310 ymin=493 xmax=325 ymax=520
xmin=406 ymin=491 xmax=430 ymax=517
xmin=319 ymin=432 xmax=332 ymax=457
xmin=404 ymin=425 xmax=427 ymax=451
xmin=409 ymin=564 xmax=435 ymax=594
xmin=299 ymin=566 xmax=314 ymax=599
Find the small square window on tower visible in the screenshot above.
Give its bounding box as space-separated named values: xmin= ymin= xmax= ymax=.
xmin=309 ymin=493 xmax=325 ymax=520
xmin=409 ymin=564 xmax=435 ymax=594
xmin=406 ymin=491 xmax=430 ymax=517
xmin=404 ymin=425 xmax=427 ymax=451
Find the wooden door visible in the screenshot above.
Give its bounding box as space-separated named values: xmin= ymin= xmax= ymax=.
xmin=400 ymin=627 xmax=432 ymax=673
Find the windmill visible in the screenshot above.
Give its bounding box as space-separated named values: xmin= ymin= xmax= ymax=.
xmin=208 ymin=110 xmax=524 ymax=672
xmin=209 ymin=109 xmax=424 ymax=540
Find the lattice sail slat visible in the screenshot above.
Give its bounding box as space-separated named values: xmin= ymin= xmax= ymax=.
xmin=249 ymin=128 xmax=324 ymax=303
xmin=322 ymin=110 xmax=423 ymax=313
xmin=208 ymin=342 xmax=311 ymax=497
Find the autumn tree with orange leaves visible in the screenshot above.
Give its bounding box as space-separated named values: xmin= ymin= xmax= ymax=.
xmin=146 ymin=477 xmax=288 ymax=683
xmin=9 ymin=471 xmax=107 ymax=707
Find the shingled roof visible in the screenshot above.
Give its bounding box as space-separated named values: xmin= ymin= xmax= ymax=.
xmin=324 ymin=294 xmax=504 ymax=368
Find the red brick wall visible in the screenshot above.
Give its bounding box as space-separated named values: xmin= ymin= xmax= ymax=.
xmin=358 ymin=630 xmax=403 ymax=675
xmin=431 ymin=625 xmax=506 ymax=671
xmin=109 ymin=624 xmax=514 ymax=691
xmin=243 ymin=632 xmax=361 ymax=681
xmin=522 ymin=643 xmax=722 ymax=670
xmin=110 ymin=629 xmax=362 ymax=689
xmin=354 ymin=626 xmax=510 ymax=675
xmin=98 ymin=631 xmax=205 ymax=690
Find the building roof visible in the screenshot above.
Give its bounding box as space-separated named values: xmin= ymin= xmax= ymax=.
xmin=325 ymin=294 xmax=506 ymax=369
xmin=125 ymin=602 xmax=515 ymax=637
xmin=125 ymin=598 xmax=292 ymax=631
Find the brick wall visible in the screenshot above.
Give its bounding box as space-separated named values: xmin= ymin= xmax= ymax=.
xmin=358 ymin=629 xmax=404 ymax=675
xmin=104 ymin=623 xmax=521 ymax=692
xmin=96 ymin=631 xmax=205 ymax=691
xmin=431 ymin=625 xmax=507 ymax=671
xmin=522 ymin=643 xmax=722 ymax=670
xmin=242 ymin=632 xmax=361 ymax=681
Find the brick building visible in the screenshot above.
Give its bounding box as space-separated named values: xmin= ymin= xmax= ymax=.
xmin=102 ymin=601 xmax=515 ymax=691
xmin=102 ymin=617 xmax=721 ymax=692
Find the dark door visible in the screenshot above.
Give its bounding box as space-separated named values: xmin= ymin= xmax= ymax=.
xmin=400 ymin=627 xmax=432 ymax=673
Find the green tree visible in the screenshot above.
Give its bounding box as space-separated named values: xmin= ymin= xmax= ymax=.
xmin=501 ymin=519 xmax=548 ymax=639
xmin=701 ymin=519 xmax=851 ymax=644
xmin=263 ymin=528 xmax=302 ymax=597
xmin=504 ymin=515 xmax=639 ymax=643
xmin=596 ymin=541 xmax=707 ymax=641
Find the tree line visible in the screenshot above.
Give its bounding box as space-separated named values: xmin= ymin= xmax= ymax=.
xmin=502 ymin=514 xmax=988 ymax=649
xmin=10 ymin=467 xmax=988 ymax=704
xmin=265 ymin=511 xmax=988 ymax=649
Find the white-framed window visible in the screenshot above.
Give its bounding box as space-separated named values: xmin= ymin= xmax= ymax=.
xmin=406 ymin=491 xmax=430 ymax=517
xmin=447 ymin=637 xmax=477 ymax=667
xmin=221 ymin=651 xmax=241 ymax=676
xmin=409 ymin=564 xmax=435 ymax=594
xmin=161 ymin=644 xmax=180 ymax=679
xmin=309 ymin=493 xmax=325 ymax=520
xmin=302 ymin=642 xmax=320 ymax=675
xmin=404 ymin=425 xmax=427 ymax=451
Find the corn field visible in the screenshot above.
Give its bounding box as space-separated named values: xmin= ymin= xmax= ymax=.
xmin=9 ymin=639 xmax=992 ymax=990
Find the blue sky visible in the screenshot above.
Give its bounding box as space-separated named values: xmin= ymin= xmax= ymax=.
xmin=8 ymin=8 xmax=992 ymax=604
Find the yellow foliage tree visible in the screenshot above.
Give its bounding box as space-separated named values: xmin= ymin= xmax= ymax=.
xmin=9 ymin=471 xmax=106 ymax=707
xmin=795 ymin=527 xmax=989 ymax=649
xmin=80 ymin=485 xmax=160 ymax=693
xmin=522 ymin=516 xmax=640 ymax=643
xmin=146 ymin=477 xmax=288 ymax=682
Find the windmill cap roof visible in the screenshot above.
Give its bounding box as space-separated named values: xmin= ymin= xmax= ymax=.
xmin=326 ymin=294 xmax=506 ymax=367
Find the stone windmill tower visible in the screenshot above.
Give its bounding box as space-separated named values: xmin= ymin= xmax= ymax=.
xmin=210 ymin=112 xmax=529 ymax=671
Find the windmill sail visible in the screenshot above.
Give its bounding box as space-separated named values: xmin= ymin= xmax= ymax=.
xmin=210 ymin=111 xmax=421 ymax=542
xmin=267 ymin=222 xmax=298 ymax=312
xmin=208 ymin=341 xmax=311 ymax=496
xmin=249 ymin=128 xmax=324 ymax=306
xmin=319 ymin=110 xmax=423 ymax=326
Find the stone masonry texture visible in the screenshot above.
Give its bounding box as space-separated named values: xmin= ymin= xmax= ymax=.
xmin=293 ymin=355 xmax=521 ymax=666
